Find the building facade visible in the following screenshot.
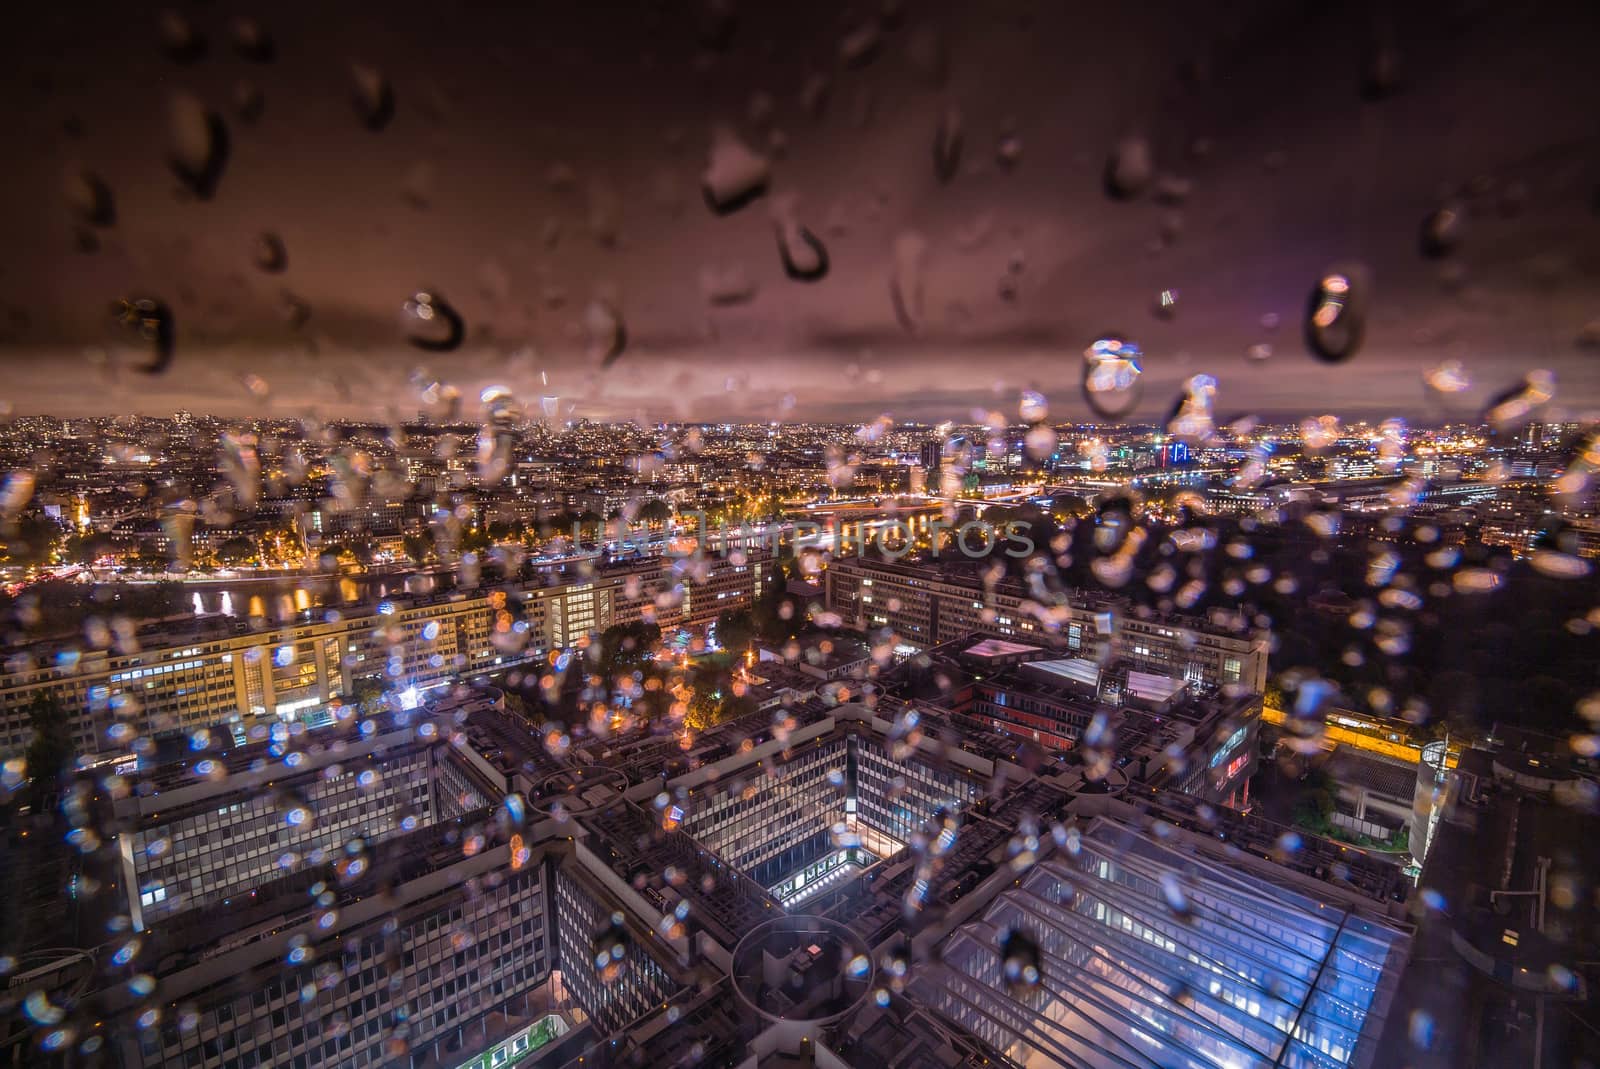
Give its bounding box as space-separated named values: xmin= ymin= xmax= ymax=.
xmin=1 ymin=555 xmax=766 ymax=760
xmin=825 ymin=556 xmax=1269 ymax=693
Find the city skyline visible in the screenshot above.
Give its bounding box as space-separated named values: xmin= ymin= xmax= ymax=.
xmin=4 ymin=4 xmax=1599 ymax=1067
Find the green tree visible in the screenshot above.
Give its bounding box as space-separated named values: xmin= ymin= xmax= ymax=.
xmin=716 ymin=609 xmax=756 ymax=654
xmin=1048 ymin=494 xmax=1093 ymax=522
xmin=402 ymin=532 xmax=434 ymax=564
xmin=24 ymin=695 xmax=75 ymax=813
xmin=597 ymin=621 xmax=662 ymax=673
xmin=753 ymin=561 xmax=798 ymax=642
xmin=685 ymin=662 xmax=756 ymax=730
xmin=348 ymin=676 xmax=388 ymax=712
xmin=216 ymin=536 xmax=257 ymax=565
xmin=1291 ymin=767 xmax=1338 ymax=833
xmin=135 ymin=543 xmax=172 ymax=572
xmin=63 ymin=531 xmax=114 ymax=567
xmin=0 ymin=515 xmax=62 ymax=568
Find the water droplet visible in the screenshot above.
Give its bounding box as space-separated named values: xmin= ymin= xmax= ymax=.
xmin=233 ymin=81 xmax=265 ymax=124
xmin=1165 ymin=374 xmax=1218 ymax=446
xmin=350 ymin=64 xmax=395 ymax=131
xmin=1423 ymin=359 xmax=1471 ymax=394
xmin=587 ymin=179 xmax=620 ymax=246
xmin=800 ymin=73 xmax=831 ymax=119
xmin=1419 ymin=203 xmax=1464 ymax=258
xmin=592 ymin=913 xmax=632 ymax=982
xmin=696 ymin=0 xmax=738 ymax=52
xmin=63 ymin=169 xmax=115 ymax=228
xmin=1362 ymin=44 xmax=1402 ymax=100
xmin=996 ymin=126 xmax=1023 ymax=170
xmin=700 ymin=263 xmax=758 ymax=306
xmin=1019 ymin=388 xmax=1048 ymax=424
xmin=1082 ymin=336 xmax=1143 ymax=418
xmin=1303 ymin=263 xmax=1371 ymax=363
xmin=110 ymin=298 xmax=175 ymax=374
xmin=1482 ymin=369 xmax=1555 ymax=431
xmin=999 ymin=928 xmax=1042 ymax=992
xmin=280 ymin=290 xmax=311 ymax=330
xmin=775 ymin=211 xmax=829 ymax=283
xmin=1103 ymin=135 xmax=1153 ymax=199
xmin=1159 ymin=872 xmax=1192 ymax=919
xmin=401 ymin=292 xmax=464 ymax=352
xmin=932 ymin=107 xmax=963 ymax=184
xmin=839 ymin=21 xmax=884 ymax=68
xmin=1408 ymin=1009 xmax=1435 ymax=1049
xmin=167 ymin=93 xmax=230 ymax=199
xmin=1530 ymin=548 xmax=1590 ymax=579
xmin=253 ymin=232 xmax=287 ymax=273
xmin=701 ymin=127 xmax=770 ymax=215
xmin=402 ymin=161 xmax=435 ymax=210
xmin=1152 ymin=288 xmax=1179 ymax=321
xmin=906 ymin=25 xmax=950 ymax=87
xmin=159 ymin=10 xmax=206 ymax=64
xmin=586 ymin=298 xmax=627 ymax=366
xmin=890 ymin=231 xmax=928 ymax=332
xmin=231 ymin=17 xmax=275 ymax=62
xmin=1024 ymin=424 xmax=1057 ymax=460
xmin=1153 ymin=174 xmax=1193 ymax=204
xmin=1245 ymin=342 xmax=1272 ymax=362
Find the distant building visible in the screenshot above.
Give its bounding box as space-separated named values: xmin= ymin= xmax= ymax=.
xmin=825 ymin=556 xmax=1270 ymax=693
xmin=0 ymin=556 xmax=766 ymax=760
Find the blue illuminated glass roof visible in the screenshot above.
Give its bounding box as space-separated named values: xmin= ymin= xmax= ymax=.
xmin=913 ymin=817 xmax=1410 ymax=1069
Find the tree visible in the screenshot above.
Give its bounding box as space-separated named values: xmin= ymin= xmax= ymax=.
xmin=402 ymin=532 xmax=434 ymax=564
xmin=0 ymin=515 xmax=62 ymax=568
xmin=716 ymin=609 xmax=756 ymax=654
xmin=348 ymin=676 xmax=388 ymax=713
xmin=135 ymin=543 xmax=172 ymax=573
xmin=64 ymin=531 xmax=114 ymax=567
xmin=685 ymin=662 xmax=756 ymax=730
xmin=216 ymin=536 xmax=257 ymax=565
xmin=753 ymin=561 xmax=799 ymax=642
xmin=639 ymin=499 xmax=672 ymax=526
xmin=597 ymin=621 xmax=662 ymax=674
xmin=1291 ymin=766 xmax=1338 ymax=833
xmin=23 ymin=695 xmax=75 ymax=813
xmin=1048 ymin=495 xmax=1093 ymax=522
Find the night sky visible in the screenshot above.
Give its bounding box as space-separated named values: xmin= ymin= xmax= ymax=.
xmin=2 ymin=0 xmax=1598 ymax=424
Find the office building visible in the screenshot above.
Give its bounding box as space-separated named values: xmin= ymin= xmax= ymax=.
xmin=826 ymin=556 xmax=1270 ymax=693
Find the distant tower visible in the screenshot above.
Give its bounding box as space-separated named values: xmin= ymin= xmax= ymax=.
xmin=919 ymin=439 xmax=943 ymax=472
